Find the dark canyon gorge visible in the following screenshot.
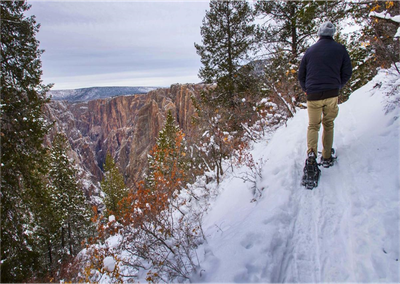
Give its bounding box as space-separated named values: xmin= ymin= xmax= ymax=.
xmin=44 ymin=84 xmax=205 ymax=200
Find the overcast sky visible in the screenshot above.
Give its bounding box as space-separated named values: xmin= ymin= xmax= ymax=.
xmin=26 ymin=0 xmax=210 ymax=90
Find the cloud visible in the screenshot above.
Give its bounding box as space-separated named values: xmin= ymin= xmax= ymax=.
xmin=26 ymin=1 xmax=209 ymax=89
xmin=45 ymin=68 xmax=200 ymax=90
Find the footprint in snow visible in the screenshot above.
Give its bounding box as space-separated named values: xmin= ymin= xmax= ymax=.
xmin=240 ymin=233 xmax=263 ymax=250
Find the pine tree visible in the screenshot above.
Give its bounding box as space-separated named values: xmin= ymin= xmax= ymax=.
xmin=336 ymin=26 xmax=376 ymax=102
xmin=47 ymin=133 xmax=93 ymax=269
xmin=254 ymin=0 xmax=349 ymax=104
xmin=255 ymin=1 xmax=347 ymax=60
xmin=194 ymin=0 xmax=256 ymax=108
xmin=146 ymin=111 xmax=189 ymax=193
xmin=101 ymin=152 xmax=128 ymax=218
xmin=193 ymin=0 xmax=262 ymax=184
xmin=1 ymin=1 xmax=53 ymax=281
xmin=88 ymin=113 xmax=200 ymax=283
xmin=33 ymin=186 xmax=61 ymax=275
xmin=349 ymin=1 xmax=400 ymax=72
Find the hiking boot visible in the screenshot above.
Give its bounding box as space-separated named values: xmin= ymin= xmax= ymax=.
xmin=320 ymin=148 xmax=336 ymax=168
xmin=307 ymin=151 xmax=317 ymax=162
xmin=321 ymin=156 xmax=334 ymax=168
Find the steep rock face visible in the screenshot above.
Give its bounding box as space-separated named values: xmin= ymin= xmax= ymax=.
xmin=45 ymin=84 xmax=203 ymax=190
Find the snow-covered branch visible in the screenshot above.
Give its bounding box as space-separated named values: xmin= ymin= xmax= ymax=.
xmin=370 ymin=11 xmax=400 ymax=22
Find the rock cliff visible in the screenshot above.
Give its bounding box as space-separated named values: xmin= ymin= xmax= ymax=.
xmin=45 ymin=84 xmax=205 ymax=191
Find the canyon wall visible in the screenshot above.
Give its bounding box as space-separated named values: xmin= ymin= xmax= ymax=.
xmin=44 ymin=84 xmax=205 ymax=191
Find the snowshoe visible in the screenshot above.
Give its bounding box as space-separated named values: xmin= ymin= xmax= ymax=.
xmin=301 ymin=152 xmax=321 ymax=190
xmin=320 ymin=148 xmax=337 ymax=168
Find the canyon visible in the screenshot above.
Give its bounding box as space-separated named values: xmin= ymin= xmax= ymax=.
xmin=44 ymin=84 xmax=205 ymax=197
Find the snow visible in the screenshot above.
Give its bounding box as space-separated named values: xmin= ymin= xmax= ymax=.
xmin=370 ymin=11 xmax=400 ymax=39
xmin=106 ymin=234 xmax=121 ymax=250
xmin=370 ymin=11 xmax=400 ymax=23
xmin=79 ymin=66 xmax=399 ymax=282
xmin=108 ymin=215 xmax=116 ymax=223
xmin=393 ymin=15 xmax=400 ymax=23
xmin=103 ymin=256 xmax=116 ymax=272
xmin=195 ymin=66 xmax=400 ymax=283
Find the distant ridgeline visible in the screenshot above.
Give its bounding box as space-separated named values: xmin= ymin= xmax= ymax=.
xmin=49 ymin=86 xmax=159 ymax=102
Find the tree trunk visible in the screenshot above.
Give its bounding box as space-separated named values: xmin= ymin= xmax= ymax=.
xmin=61 ymin=227 xmax=65 ymax=249
xmin=68 ymin=221 xmax=73 ymax=256
xmin=290 ymin=3 xmax=298 ymax=59
xmin=47 ymin=239 xmax=53 ymax=268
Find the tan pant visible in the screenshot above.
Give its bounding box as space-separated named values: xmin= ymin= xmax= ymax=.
xmin=307 ymin=97 xmax=339 ymax=159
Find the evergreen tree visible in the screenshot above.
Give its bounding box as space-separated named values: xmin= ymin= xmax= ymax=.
xmin=47 ymin=133 xmax=93 ymax=265
xmin=349 ymin=1 xmax=399 ymax=72
xmin=335 ymin=26 xmax=376 ymax=102
xmin=33 ymin=186 xmax=61 ymax=275
xmin=147 ymin=111 xmax=189 ymax=192
xmin=1 ymin=1 xmax=53 ymax=281
xmin=193 ymin=0 xmax=262 ymax=184
xmin=255 ymin=1 xmax=347 ymax=60
xmin=154 ymin=110 xmax=181 ymax=160
xmin=195 ymin=0 xmax=256 ymax=108
xmin=101 ymin=152 xmax=128 ymax=218
xmin=326 ymin=0 xmax=399 ymax=101
xmin=255 ymin=0 xmax=349 ymax=104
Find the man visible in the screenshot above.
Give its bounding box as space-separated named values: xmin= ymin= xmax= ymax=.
xmin=298 ymin=21 xmax=352 ymax=168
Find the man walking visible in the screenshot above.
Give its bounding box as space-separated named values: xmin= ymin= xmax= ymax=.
xmin=298 ymin=21 xmax=352 ymax=168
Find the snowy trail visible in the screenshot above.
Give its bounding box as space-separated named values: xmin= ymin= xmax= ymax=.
xmin=197 ymin=68 xmax=399 ymax=283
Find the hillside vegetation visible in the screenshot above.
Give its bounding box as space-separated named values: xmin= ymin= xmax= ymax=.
xmin=1 ymin=0 xmax=398 ymax=282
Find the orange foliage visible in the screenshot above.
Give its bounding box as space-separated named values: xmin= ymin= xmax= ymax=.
xmin=80 ymin=128 xmax=199 ymax=282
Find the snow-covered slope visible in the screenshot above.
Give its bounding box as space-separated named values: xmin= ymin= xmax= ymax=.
xmin=196 ymin=66 xmax=400 ymax=282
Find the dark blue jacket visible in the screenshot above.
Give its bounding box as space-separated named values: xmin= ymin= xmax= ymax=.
xmin=298 ymin=36 xmax=352 ymax=101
